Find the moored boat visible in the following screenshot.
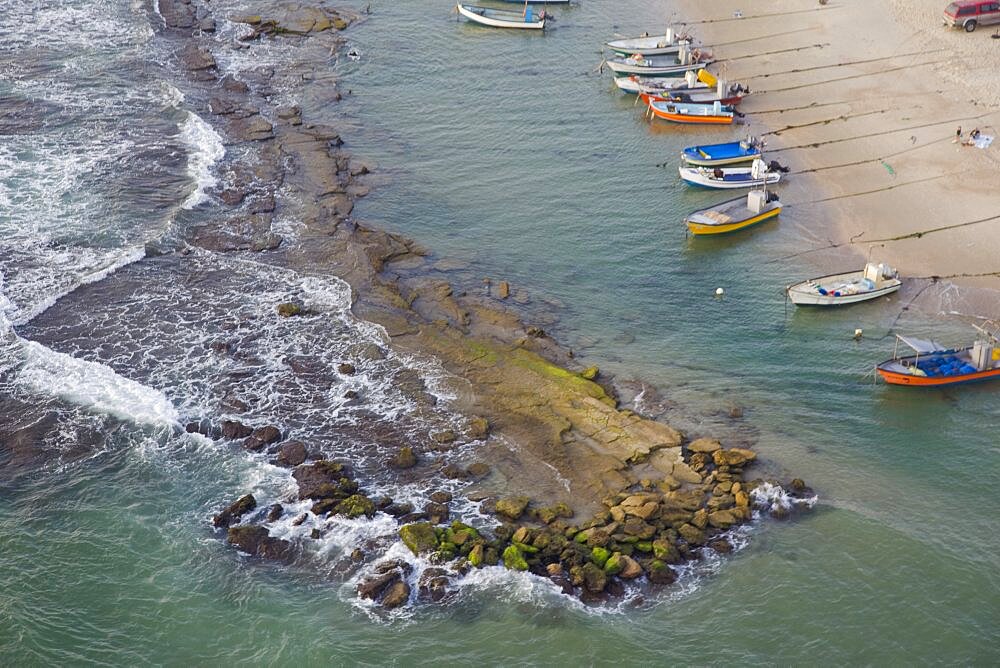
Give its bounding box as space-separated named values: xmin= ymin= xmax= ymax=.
xmin=648 ymin=98 xmax=735 ymax=124
xmin=641 ymin=88 xmax=745 ymax=106
xmin=685 ymin=176 xmax=781 ymax=235
xmin=876 ymin=326 xmax=1000 ymax=387
xmin=456 ymin=3 xmax=546 ymax=29
xmin=786 ymin=263 xmax=901 ymax=306
xmin=606 ymin=53 xmax=712 ymax=77
xmin=681 ymin=137 xmax=762 ymax=166
xmin=623 ymin=69 xmax=748 ymax=106
xmin=605 ymin=29 xmax=690 ymax=57
xmin=678 ymin=165 xmax=781 ymax=189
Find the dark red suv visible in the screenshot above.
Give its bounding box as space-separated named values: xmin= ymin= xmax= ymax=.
xmin=943 ymin=0 xmax=1000 ymax=31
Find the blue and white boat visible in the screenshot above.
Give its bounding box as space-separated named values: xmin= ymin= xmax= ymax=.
xmin=456 ymin=3 xmax=546 ymax=29
xmin=678 ymin=165 xmax=781 ymax=189
xmin=680 ymin=137 xmax=762 ymax=167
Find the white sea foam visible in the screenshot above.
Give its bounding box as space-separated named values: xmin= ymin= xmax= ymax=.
xmin=17 ymin=339 xmax=180 ymax=428
xmin=750 ymin=481 xmax=818 ymax=513
xmin=179 ymin=111 xmax=225 ymax=209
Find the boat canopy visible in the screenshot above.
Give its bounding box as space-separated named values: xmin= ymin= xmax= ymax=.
xmin=896 ymin=335 xmax=947 ymax=354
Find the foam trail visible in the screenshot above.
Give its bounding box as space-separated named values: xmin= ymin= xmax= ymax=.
xmin=179 ymin=111 xmax=225 ymax=209
xmin=17 ymin=340 xmax=180 ymax=428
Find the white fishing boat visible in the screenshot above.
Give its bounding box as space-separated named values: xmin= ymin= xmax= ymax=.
xmin=456 ymin=3 xmax=546 ymax=29
xmin=605 ymin=29 xmax=691 ymax=57
xmin=606 ymin=53 xmax=711 ymax=77
xmin=678 ymin=165 xmax=781 ymax=189
xmin=786 ymin=263 xmax=901 ymax=306
xmin=613 ymin=75 xmax=695 ymax=94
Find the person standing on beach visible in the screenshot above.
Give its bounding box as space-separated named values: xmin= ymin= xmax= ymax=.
xmin=955 ymin=126 xmax=962 ymax=143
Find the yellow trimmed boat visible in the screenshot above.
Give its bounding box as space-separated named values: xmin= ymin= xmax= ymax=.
xmin=685 ymin=189 xmax=781 ymax=235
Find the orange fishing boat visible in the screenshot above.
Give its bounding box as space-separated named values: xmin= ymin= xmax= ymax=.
xmin=876 ymin=326 xmax=1000 ymax=387
xmin=647 ymin=98 xmax=735 ymax=124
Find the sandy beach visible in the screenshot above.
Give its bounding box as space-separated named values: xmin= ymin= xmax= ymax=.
xmin=677 ymin=0 xmax=1000 ymax=309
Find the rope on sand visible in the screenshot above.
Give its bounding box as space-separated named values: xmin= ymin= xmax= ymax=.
xmin=680 ymin=5 xmax=839 ymax=26
xmin=762 ymin=213 xmax=1000 ymax=264
xmin=722 ymin=42 xmax=830 ymax=62
xmin=766 ymin=111 xmax=999 ymax=153
xmin=761 ymin=108 xmax=891 ymax=136
xmin=745 ymin=49 xmax=949 ymax=82
xmin=756 ymin=59 xmax=948 ymax=94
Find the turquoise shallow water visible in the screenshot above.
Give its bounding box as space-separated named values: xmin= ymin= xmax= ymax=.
xmin=1 ymin=0 xmax=998 ymax=664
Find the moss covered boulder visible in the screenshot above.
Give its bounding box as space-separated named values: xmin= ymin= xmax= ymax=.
xmin=334 ymin=494 xmax=376 ymax=519
xmin=536 ymin=502 xmax=574 ymax=524
xmin=590 ymin=546 xmax=611 ymax=568
xmin=502 ymin=544 xmax=529 ymax=571
xmin=646 ymin=559 xmax=677 ymax=585
xmin=468 ymin=543 xmax=485 ymax=568
xmin=652 ymin=539 xmax=682 ymax=564
xmin=579 ymin=562 xmax=607 ymax=592
xmin=495 ymin=496 xmax=530 ymax=520
xmin=399 ymin=522 xmax=439 ymax=556
xmin=603 ymin=551 xmax=624 ymax=575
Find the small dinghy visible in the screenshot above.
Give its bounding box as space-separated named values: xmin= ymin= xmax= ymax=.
xmin=606 ymin=53 xmax=711 ymax=77
xmin=786 ymin=262 xmax=901 ymax=306
xmin=678 ymin=165 xmax=781 ymax=189
xmin=456 ymin=3 xmax=546 ymax=29
xmin=606 ymin=28 xmax=690 ymax=56
xmin=681 ymin=137 xmax=762 ymax=167
xmin=685 ymin=164 xmax=780 ymax=235
xmin=648 ymin=99 xmax=735 ymax=124
xmin=876 ymin=325 xmax=1000 ymax=387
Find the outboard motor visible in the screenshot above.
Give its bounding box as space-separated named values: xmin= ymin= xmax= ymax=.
xmin=767 ymin=160 xmax=790 ymax=173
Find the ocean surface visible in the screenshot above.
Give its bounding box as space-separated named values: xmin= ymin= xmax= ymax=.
xmin=1 ymin=0 xmax=997 ymax=664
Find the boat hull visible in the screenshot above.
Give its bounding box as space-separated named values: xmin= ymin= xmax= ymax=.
xmin=606 ymin=59 xmax=709 ymax=77
xmin=877 ymin=365 xmax=1000 ymax=386
xmin=456 ymin=3 xmax=545 ymax=29
xmin=787 ymin=280 xmax=901 ymax=306
xmin=648 ymin=100 xmax=733 ymax=124
xmin=685 ymin=195 xmax=781 ymax=235
xmin=605 ymin=36 xmax=688 ymax=57
xmin=641 ymin=91 xmax=744 ymax=106
xmin=678 ymin=166 xmax=780 ymax=189
xmin=681 ymin=142 xmax=760 ymax=166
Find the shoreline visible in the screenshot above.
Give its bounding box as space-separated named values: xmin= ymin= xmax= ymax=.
xmin=675 ymin=0 xmax=1000 ymax=314
xmin=152 ymin=0 xmax=813 ymax=607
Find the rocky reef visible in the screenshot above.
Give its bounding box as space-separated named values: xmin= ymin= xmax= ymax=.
xmin=156 ymin=0 xmax=816 ymax=609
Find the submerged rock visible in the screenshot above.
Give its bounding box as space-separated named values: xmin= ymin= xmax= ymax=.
xmin=275 ymin=440 xmax=307 ymax=467
xmin=226 ymin=525 xmax=294 ymax=562
xmin=390 ymin=446 xmax=417 ymax=469
xmin=381 ymin=581 xmax=410 ymax=609
xmin=276 ymin=302 xmax=304 ymax=317
xmin=221 ymin=420 xmax=253 ymax=440
xmin=213 ymin=493 xmax=257 ymax=528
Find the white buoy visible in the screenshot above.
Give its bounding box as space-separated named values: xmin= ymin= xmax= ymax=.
xmin=854 ymin=328 xmax=863 ymax=340
xmin=715 ymin=287 xmax=725 ymax=296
